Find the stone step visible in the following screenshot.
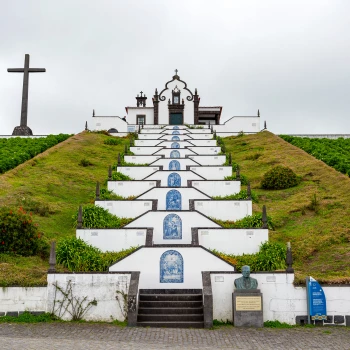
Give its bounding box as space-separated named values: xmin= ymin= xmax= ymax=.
xmin=138 ymin=307 xmax=203 ymax=315
xmin=139 ymin=294 xmax=202 ymax=302
xmin=139 ymin=300 xmax=203 ymax=308
xmin=139 ymin=289 xmax=202 ymax=294
xmin=138 ymin=314 xmax=204 ymax=322
xmin=137 ymin=321 xmax=204 ymax=328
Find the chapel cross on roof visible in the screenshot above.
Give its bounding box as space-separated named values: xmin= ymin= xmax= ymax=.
xmin=175 ymin=69 xmax=178 ymax=75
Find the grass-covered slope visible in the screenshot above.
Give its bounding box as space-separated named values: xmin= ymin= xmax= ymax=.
xmin=0 ymin=132 xmax=126 ymax=286
xmin=224 ymin=131 xmax=350 ymax=284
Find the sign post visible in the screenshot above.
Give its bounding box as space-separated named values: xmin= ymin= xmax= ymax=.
xmin=306 ymin=276 xmax=327 ymax=324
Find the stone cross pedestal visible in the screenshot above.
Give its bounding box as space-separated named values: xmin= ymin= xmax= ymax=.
xmin=8 ymin=54 xmax=46 ymax=136
xmin=233 ymin=289 xmax=264 ymax=327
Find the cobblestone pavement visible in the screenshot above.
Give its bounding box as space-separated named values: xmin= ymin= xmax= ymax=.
xmin=0 ymin=323 xmax=350 ymax=350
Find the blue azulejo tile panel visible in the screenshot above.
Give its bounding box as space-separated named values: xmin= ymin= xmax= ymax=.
xmin=166 ymin=189 xmax=182 ymax=210
xmin=171 ymin=142 xmax=180 ymax=149
xmin=169 ymin=160 xmax=180 ymax=171
xmin=168 ymin=172 xmax=181 ymax=187
xmin=172 ymin=131 xmax=180 ymax=135
xmin=163 ymin=213 xmax=182 ymax=239
xmin=160 ymin=250 xmax=184 ymax=283
xmin=170 ymin=150 xmax=180 ymax=158
xmin=173 ymin=126 xmax=179 ymax=130
xmin=171 ymin=135 xmax=180 ymax=141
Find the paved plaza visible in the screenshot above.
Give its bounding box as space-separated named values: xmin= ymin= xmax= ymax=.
xmin=0 ymin=323 xmax=349 ymax=350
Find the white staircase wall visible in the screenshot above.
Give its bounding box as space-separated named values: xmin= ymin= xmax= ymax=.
xmin=124 ymin=155 xmax=162 ymax=164
xmin=189 ymin=166 xmax=232 ymax=180
xmin=187 ymin=146 xmax=221 ymax=155
xmin=144 ymin=171 xmax=204 ymax=186
xmin=130 ymin=146 xmax=163 ymax=155
xmin=96 ymin=200 xmax=153 ymax=218
xmin=150 ymin=158 xmax=199 ymax=169
xmin=154 ymin=148 xmax=196 ymax=157
xmin=191 ymin=180 xmax=241 ymax=197
xmin=188 ymin=155 xmax=226 ymax=166
xmin=117 ymin=166 xmax=160 ymax=180
xmin=108 ymin=180 xmax=157 ymax=197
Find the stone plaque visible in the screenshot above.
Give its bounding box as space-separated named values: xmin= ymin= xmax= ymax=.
xmin=236 ymin=296 xmax=262 ymax=311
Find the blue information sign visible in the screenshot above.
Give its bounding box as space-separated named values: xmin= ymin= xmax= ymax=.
xmin=306 ymin=276 xmax=327 ymax=321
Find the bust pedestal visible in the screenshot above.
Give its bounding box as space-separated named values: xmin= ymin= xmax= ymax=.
xmin=232 ymin=289 xmax=263 ymax=327
xmin=12 ymin=125 xmax=33 ymax=136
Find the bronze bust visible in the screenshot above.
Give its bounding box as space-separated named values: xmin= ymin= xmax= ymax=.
xmin=234 ymin=265 xmax=258 ymax=290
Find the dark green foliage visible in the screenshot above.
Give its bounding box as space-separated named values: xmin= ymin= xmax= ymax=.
xmin=213 ymin=213 xmax=274 ymax=230
xmin=213 ymin=189 xmax=258 ymax=203
xmin=261 ymin=165 xmax=301 ymax=190
xmin=104 ymin=137 xmax=123 ymax=145
xmin=111 ymin=171 xmax=134 ymax=181
xmin=56 ymin=237 xmax=137 ymax=272
xmin=0 ymin=311 xmax=56 ymax=323
xmin=72 ymin=204 xmax=133 ymax=228
xmin=0 ymin=207 xmax=44 ymax=256
xmin=79 ymin=158 xmax=93 ymax=167
xmin=16 ymin=197 xmax=53 ymax=217
xmin=97 ymin=188 xmax=135 ymax=200
xmin=212 ymin=241 xmax=286 ymax=272
xmin=0 ymin=134 xmax=71 ymax=174
xmin=280 ymin=135 xmax=350 ymax=176
xmin=264 ymin=320 xmax=293 ymax=328
xmin=224 ymin=174 xmax=249 ymax=185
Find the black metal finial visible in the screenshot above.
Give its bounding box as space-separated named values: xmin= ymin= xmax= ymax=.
xmin=211 ymin=125 xmax=214 ymax=134
xmin=168 ymin=98 xmax=171 ymax=105
xmin=229 ymin=153 xmax=232 ymax=165
xmin=236 ymin=165 xmax=240 ymax=181
xmin=264 ymin=120 xmax=267 ymax=129
xmin=175 ymin=69 xmax=178 ymax=75
xmin=138 ymin=124 xmax=141 ymax=133
xmin=247 ymin=181 xmax=251 ymax=200
xmin=124 ymin=144 xmax=128 ymax=154
xmin=129 ymin=137 xmax=133 ymax=147
xmin=95 ymin=181 xmax=100 ymax=200
xmin=142 ymin=123 xmax=144 ymax=129
xmin=108 ymin=165 xmax=112 ymax=180
xmin=85 ymin=121 xmax=88 ymax=131
xmin=195 ymin=88 xmax=198 ymax=95
xmin=117 ymin=153 xmax=121 ymax=166
xmin=262 ymin=205 xmax=268 ymax=229
xmin=258 ymin=109 xmax=260 ymax=117
xmin=48 ymin=241 xmax=56 ymax=273
xmin=286 ymin=242 xmax=294 ymax=273
xmin=155 ymin=88 xmax=158 ymax=95
xmin=213 ymin=131 xmax=217 ymax=140
xmin=93 ymin=109 xmax=95 ymax=117
xmin=77 ymin=205 xmax=83 ymax=229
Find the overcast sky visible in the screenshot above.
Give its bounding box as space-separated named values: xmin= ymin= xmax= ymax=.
xmin=1 ymin=0 xmax=349 ymax=135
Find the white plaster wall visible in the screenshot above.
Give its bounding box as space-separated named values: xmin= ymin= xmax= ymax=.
xmin=130 ymin=146 xmax=163 ymax=155
xmin=154 ymin=148 xmax=196 ymax=157
xmin=138 ymin=133 xmax=162 ymax=140
xmin=47 ymin=274 xmax=131 ymax=321
xmin=189 ymin=140 xmax=217 ymax=146
xmin=77 ymin=228 xmax=147 ymax=252
xmin=161 ymin=130 xmax=190 ymax=135
xmin=137 ymin=188 xmax=210 ymax=210
xmin=211 ymin=273 xmax=350 ymax=324
xmin=188 ymin=129 xmax=212 ymax=134
xmin=199 ymin=229 xmax=268 ymax=255
xmin=134 ymin=140 xmax=164 ymax=146
xmin=96 ymin=200 xmax=154 ymax=218
xmin=187 ymin=146 xmax=221 ymax=155
xmin=191 ymin=180 xmax=241 ymax=197
xmin=157 ymin=141 xmax=194 ymax=148
xmin=144 ymin=170 xmax=204 ymax=185
xmin=109 ymin=247 xmax=234 ymax=289
xmin=108 ymin=180 xmax=157 ymax=197
xmin=126 ymin=108 xmax=154 ymax=125
xmin=125 ymin=211 xmax=220 ymax=243
xmin=214 ymin=116 xmax=260 ymax=133
xmin=158 ymin=79 xmax=194 ymax=125
xmin=117 ymin=166 xmax=160 ymax=180
xmin=163 ymin=125 xmax=188 ymax=130
xmin=188 ymin=155 xmax=226 ymax=166
xmin=91 ymin=117 xmax=128 ymax=132
xmin=190 ymin=166 xmax=232 ymax=180
xmin=194 ymin=200 xmax=252 ymax=221
xmin=0 ymin=287 xmax=47 ymax=313
xmin=150 ymin=158 xmax=199 ymax=169
xmin=140 ymin=128 xmax=162 ymax=134
xmin=124 ymin=155 xmax=161 ymax=164
xmin=159 ymin=135 xmax=194 ymax=141
xmin=188 ymin=133 xmax=213 ymax=139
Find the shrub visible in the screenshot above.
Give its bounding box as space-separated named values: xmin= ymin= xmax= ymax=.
xmin=0 ymin=207 xmax=42 ymax=256
xmin=104 ymin=138 xmax=122 ymax=145
xmin=213 ymin=213 xmax=274 ymax=230
xmin=213 ymin=189 xmax=258 ymax=203
xmin=111 ymin=172 xmax=134 ymax=181
xmin=212 ymin=241 xmax=286 ymax=272
xmin=72 ymin=204 xmax=133 ymax=228
xmin=16 ymin=197 xmax=53 ymax=217
xmin=96 ymin=188 xmax=135 ymax=200
xmin=261 ymin=165 xmax=301 ymax=190
xmin=79 ymin=158 xmax=93 ymax=167
xmin=56 ymin=237 xmax=138 ymax=271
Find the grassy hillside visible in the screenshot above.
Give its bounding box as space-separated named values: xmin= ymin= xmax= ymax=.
xmin=224 ymin=131 xmax=350 ymax=284
xmin=0 ymin=131 xmax=349 ymax=286
xmin=0 ymin=131 xmax=126 ymax=286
